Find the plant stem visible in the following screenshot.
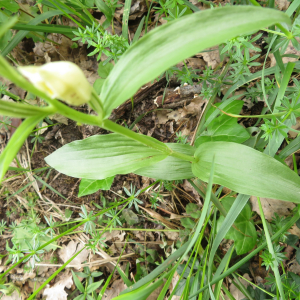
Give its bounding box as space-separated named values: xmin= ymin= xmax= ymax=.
xmin=276 ymin=23 xmax=293 ymax=39
xmin=103 ymin=119 xmax=197 ymax=162
xmin=196 ymin=57 xmax=233 ymax=137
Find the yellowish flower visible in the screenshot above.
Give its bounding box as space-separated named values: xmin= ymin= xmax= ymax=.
xmin=19 ymin=61 xmax=92 ymax=106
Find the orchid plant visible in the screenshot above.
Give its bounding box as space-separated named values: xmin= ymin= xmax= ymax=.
xmin=0 ymin=6 xmax=299 ymax=203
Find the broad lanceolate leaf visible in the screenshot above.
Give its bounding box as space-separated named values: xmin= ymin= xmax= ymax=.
xmin=78 ymin=176 xmax=115 ymax=197
xmin=100 ymin=6 xmax=290 ymax=118
xmin=192 ymin=142 xmax=300 ymax=203
xmin=134 ymin=143 xmax=194 ymax=180
xmin=195 ymin=117 xmax=250 ymax=145
xmin=196 ymin=101 xmax=250 ymax=145
xmin=45 ymin=134 xmax=167 ymax=180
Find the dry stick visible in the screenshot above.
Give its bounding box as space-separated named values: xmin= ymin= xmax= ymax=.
xmin=35 ymin=253 xmax=135 ymax=268
xmin=190 ymin=99 xmax=208 ymax=146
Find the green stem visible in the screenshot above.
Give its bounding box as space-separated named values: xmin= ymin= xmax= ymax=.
xmin=103 ymin=119 xmax=197 ymax=162
xmin=262 ymin=28 xmax=286 ymax=37
xmin=276 ymin=23 xmax=293 ymax=39
xmin=257 ymin=197 xmax=285 ymax=300
xmin=196 ymin=57 xmax=233 ymax=137
xmin=248 ymin=0 xmax=261 ymax=6
xmin=188 ymin=179 xmax=228 ymax=217
xmin=88 ymin=89 xmax=104 ymax=119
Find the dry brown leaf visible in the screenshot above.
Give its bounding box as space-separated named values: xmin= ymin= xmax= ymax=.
xmin=164 ymin=231 xmax=179 ymax=241
xmin=169 ymin=272 xmax=181 ymax=300
xmin=167 ymin=109 xmax=182 ymax=122
xmin=146 ymin=280 xmax=164 ymax=300
xmin=101 ymin=230 xmax=126 ymax=242
xmin=139 ymin=206 xmax=179 ymax=229
xmin=1 ymin=291 xmax=23 ymax=300
xmin=134 ymin=230 xmax=155 ymax=241
xmin=103 ymin=278 xmax=127 ymax=299
xmin=289 ymin=117 xmax=300 ymax=138
xmin=200 ymin=46 xmax=220 ymax=69
xmin=58 ymin=241 xmax=89 ymax=270
xmin=225 ymin=274 xmax=251 ymax=300
xmin=288 ymin=224 xmax=300 ymax=238
xmin=275 ymin=0 xmax=290 ymax=10
xmin=180 ymin=97 xmax=205 ymax=118
xmin=250 ymin=196 xmax=295 ymax=221
xmin=156 ymin=110 xmax=169 ymax=124
xmin=182 ymin=180 xmax=201 ymax=204
xmin=49 ymin=113 xmax=68 ymax=125
xmin=289 ymin=261 xmax=300 ymax=274
xmin=43 ymin=275 xmax=73 ymax=300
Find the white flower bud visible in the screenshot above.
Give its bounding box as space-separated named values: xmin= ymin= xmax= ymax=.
xmin=18 ymin=61 xmax=92 ymax=106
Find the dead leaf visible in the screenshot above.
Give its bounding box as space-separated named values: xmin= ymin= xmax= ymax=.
xmin=225 ymin=274 xmax=251 ymax=300
xmin=49 ymin=113 xmax=68 ymax=125
xmin=289 ymin=117 xmax=300 ymax=138
xmin=288 ymin=224 xmax=300 ymax=238
xmin=200 ymin=46 xmax=220 ymax=69
xmin=103 ymin=278 xmax=127 ymax=299
xmin=250 ymin=196 xmax=295 ymax=221
xmin=169 ymin=272 xmax=181 ymax=300
xmin=58 ymin=241 xmax=89 ymax=270
xmin=156 ymin=110 xmax=169 ymax=124
xmin=164 ymin=231 xmax=179 ymax=241
xmin=43 ymin=275 xmax=73 ymax=300
xmin=146 ymin=280 xmax=164 ymax=300
xmin=101 ymin=230 xmax=126 ymax=242
xmin=289 ymin=261 xmax=300 ymax=274
xmin=139 ymin=206 xmax=180 ymax=229
xmin=182 ymin=180 xmax=201 ymax=204
xmin=275 ymin=0 xmax=290 ymax=10
xmin=1 ymin=291 xmax=23 ymax=300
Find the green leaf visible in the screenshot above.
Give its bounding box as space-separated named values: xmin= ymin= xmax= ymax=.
xmin=206 ymin=100 xmax=244 ymax=120
xmin=12 ymin=225 xmax=57 ymax=252
xmin=86 ymin=281 xmax=102 ymax=293
xmin=45 ymin=134 xmax=167 ymax=180
xmin=135 ymin=143 xmax=194 ymax=180
xmin=95 ymin=0 xmax=112 ymax=21
xmin=196 ymin=100 xmax=250 ymax=145
xmin=2 ymin=10 xmax=64 ymax=56
xmin=0 ymin=115 xmax=44 ymax=182
xmin=195 ymin=117 xmax=250 ymax=145
xmin=78 ymin=176 xmax=115 ymax=197
xmin=97 ymin=62 xmax=114 ymax=78
xmin=181 ymin=218 xmax=195 ymax=229
xmin=72 ymin=270 xmax=85 ymax=293
xmin=0 ymin=0 xmax=19 ymax=13
xmin=100 ymin=6 xmax=290 ymax=117
xmin=192 ymin=142 xmax=300 ymax=203
xmin=93 ymin=78 xmax=105 ymax=94
xmin=65 ymin=209 xmax=73 ymax=221
xmin=296 ymin=248 xmax=300 ymax=265
xmin=217 ymin=197 xmax=256 ymax=255
xmin=233 ymin=221 xmax=256 ymax=255
xmin=122 ymin=209 xmax=139 ymax=225
xmin=186 ymin=203 xmax=201 ymax=218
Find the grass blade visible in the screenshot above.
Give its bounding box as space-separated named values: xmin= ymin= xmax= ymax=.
xmin=1 ymin=10 xmax=64 ymax=56
xmin=0 ymin=115 xmax=45 ymax=182
xmin=257 ymin=197 xmax=285 ymax=300
xmin=122 ymin=0 xmax=132 ymax=40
